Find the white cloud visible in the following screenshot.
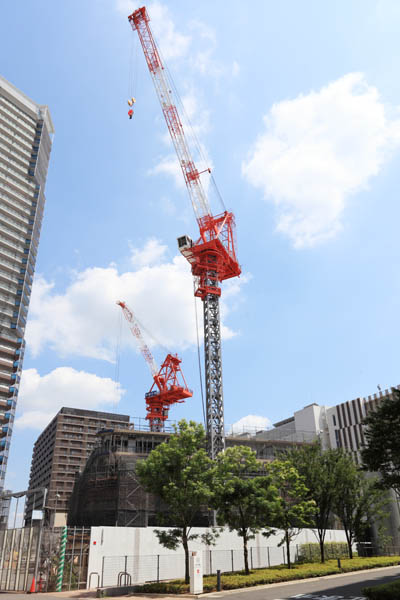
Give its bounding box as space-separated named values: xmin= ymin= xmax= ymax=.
xmin=148 ymin=1 xmax=191 ymax=61
xmin=115 ymin=0 xmax=135 ymax=16
xmin=148 ymin=155 xmax=185 ymax=189
xmin=179 ymin=90 xmax=211 ymax=137
xmin=16 ymin=367 xmax=125 ymax=430
xmin=229 ymin=414 xmax=272 ymax=434
xmin=25 ymin=240 xmax=246 ymax=362
xmin=188 ymin=20 xmax=220 ymax=78
xmin=232 ymin=61 xmax=240 ymax=78
xmin=130 ymin=238 xmax=168 ymax=267
xmin=242 ymin=73 xmax=400 ymax=248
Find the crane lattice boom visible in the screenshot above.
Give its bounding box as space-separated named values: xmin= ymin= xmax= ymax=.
xmin=128 ymin=7 xmax=210 ymax=223
xmin=117 ymin=300 xmax=158 ymax=376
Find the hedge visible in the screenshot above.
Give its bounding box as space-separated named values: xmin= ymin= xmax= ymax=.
xmin=136 ymin=556 xmax=400 ymax=594
xmin=297 ymin=542 xmax=350 ymax=563
xmin=363 ymin=579 xmax=400 ymax=599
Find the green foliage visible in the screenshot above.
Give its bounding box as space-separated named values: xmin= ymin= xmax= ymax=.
xmin=361 ymin=388 xmax=400 ymax=496
xmin=264 ymin=460 xmax=315 ymax=568
xmin=334 ymin=452 xmax=388 ymax=558
xmin=136 ymin=420 xmax=214 ymax=523
xmin=297 ymin=542 xmax=350 ymax=563
xmin=136 ymin=420 xmax=216 ymax=583
xmin=363 ymin=579 xmax=400 ymax=599
xmin=134 ymin=557 xmax=400 ymax=594
xmin=213 ymin=446 xmax=280 ymax=574
xmin=286 ymin=443 xmax=342 ymax=562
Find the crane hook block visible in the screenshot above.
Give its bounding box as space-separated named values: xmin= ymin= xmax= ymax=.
xmin=127 ymin=97 xmax=136 ymax=106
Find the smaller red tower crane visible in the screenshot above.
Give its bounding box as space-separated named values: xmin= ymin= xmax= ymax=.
xmin=117 ymin=301 xmax=192 ymax=431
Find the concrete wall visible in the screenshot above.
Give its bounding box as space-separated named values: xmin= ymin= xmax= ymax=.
xmin=87 ymin=525 xmax=348 ymax=588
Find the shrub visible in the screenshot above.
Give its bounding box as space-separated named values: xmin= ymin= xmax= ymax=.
xmin=133 ymin=556 xmax=400 ymax=594
xmin=297 ymin=542 xmax=350 ymax=563
xmin=138 ymin=582 xmax=189 ymax=594
xmin=363 ymin=579 xmax=400 ymax=599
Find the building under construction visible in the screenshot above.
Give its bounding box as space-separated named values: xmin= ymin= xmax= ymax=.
xmin=68 ymin=422 xmax=315 ymax=527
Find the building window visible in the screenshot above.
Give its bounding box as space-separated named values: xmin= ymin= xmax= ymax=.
xmin=332 ymin=414 xmax=336 ymax=427
xmin=335 ymin=429 xmax=341 ymax=448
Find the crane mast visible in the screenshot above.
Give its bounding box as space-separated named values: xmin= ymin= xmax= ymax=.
xmin=128 ymin=7 xmax=241 ymax=458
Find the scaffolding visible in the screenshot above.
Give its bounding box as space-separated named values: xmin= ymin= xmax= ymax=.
xmin=68 ymin=426 xmax=313 ymax=527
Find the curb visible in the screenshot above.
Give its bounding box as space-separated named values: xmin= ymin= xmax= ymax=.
xmin=113 ymin=564 xmax=400 ymax=599
xmin=197 ymin=564 xmax=400 ymax=597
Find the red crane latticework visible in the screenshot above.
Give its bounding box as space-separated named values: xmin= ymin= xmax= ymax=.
xmin=117 ymin=301 xmax=192 ymax=431
xmin=128 ymin=7 xmax=241 ymax=299
xmin=146 ymin=353 xmax=193 ymax=428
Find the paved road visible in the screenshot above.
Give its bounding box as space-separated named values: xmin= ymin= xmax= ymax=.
xmin=0 ymin=567 xmax=399 ymax=600
xmin=207 ymin=566 xmax=400 ymax=600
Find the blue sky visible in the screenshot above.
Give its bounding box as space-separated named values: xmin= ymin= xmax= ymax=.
xmin=2 ymin=0 xmax=400 ymax=493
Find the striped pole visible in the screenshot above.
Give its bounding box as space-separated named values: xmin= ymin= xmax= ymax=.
xmin=56 ymin=526 xmax=68 ymax=592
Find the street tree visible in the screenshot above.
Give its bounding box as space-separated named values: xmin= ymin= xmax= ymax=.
xmin=213 ymin=446 xmax=280 ymax=575
xmin=265 ymin=460 xmax=315 ymax=568
xmin=287 ymin=443 xmax=340 ymax=563
xmin=136 ymin=420 xmax=216 ymax=583
xmin=334 ymin=451 xmax=388 ymax=558
xmin=361 ymin=388 xmax=400 ymax=496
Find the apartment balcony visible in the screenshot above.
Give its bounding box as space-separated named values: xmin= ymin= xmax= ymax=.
xmin=0 ymin=397 xmax=12 ymax=409
xmin=0 ymin=414 xmax=10 ymax=425
xmin=0 ymin=372 xmax=11 ymax=384
xmin=0 ymin=358 xmax=13 ymax=371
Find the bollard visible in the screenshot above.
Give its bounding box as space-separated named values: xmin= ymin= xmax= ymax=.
xmin=337 ymin=558 xmax=341 ymax=569
xmin=216 ymin=570 xmax=221 ymax=591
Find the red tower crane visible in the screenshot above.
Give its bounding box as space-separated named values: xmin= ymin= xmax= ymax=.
xmin=117 ymin=300 xmax=192 ymax=431
xmin=128 ymin=7 xmax=241 ymax=458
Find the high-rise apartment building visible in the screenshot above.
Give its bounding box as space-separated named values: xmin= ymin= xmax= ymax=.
xmin=0 ymin=76 xmax=54 ymax=491
xmin=26 ymin=407 xmax=130 ymax=526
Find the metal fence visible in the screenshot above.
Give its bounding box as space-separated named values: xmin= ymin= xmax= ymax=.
xmin=101 ymin=545 xmax=299 ymax=586
xmin=0 ymin=525 xmax=40 ymax=591
xmin=0 ymin=526 xmax=90 ymax=592
xmin=102 ymin=543 xmax=400 ymax=587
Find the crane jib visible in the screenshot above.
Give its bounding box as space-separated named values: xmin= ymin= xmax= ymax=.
xmin=129 ymin=7 xmax=212 ymax=222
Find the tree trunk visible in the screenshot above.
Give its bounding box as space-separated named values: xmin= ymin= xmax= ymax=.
xmin=285 ymin=531 xmax=291 ymax=569
xmin=345 ymin=530 xmax=353 ymax=559
xmin=243 ymin=535 xmax=249 ymax=575
xmin=182 ymin=529 xmax=189 ymax=584
xmin=319 ymin=537 xmax=325 ymax=563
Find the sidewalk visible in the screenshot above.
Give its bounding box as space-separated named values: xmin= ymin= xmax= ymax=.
xmin=37 ymin=563 xmax=400 ymax=599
